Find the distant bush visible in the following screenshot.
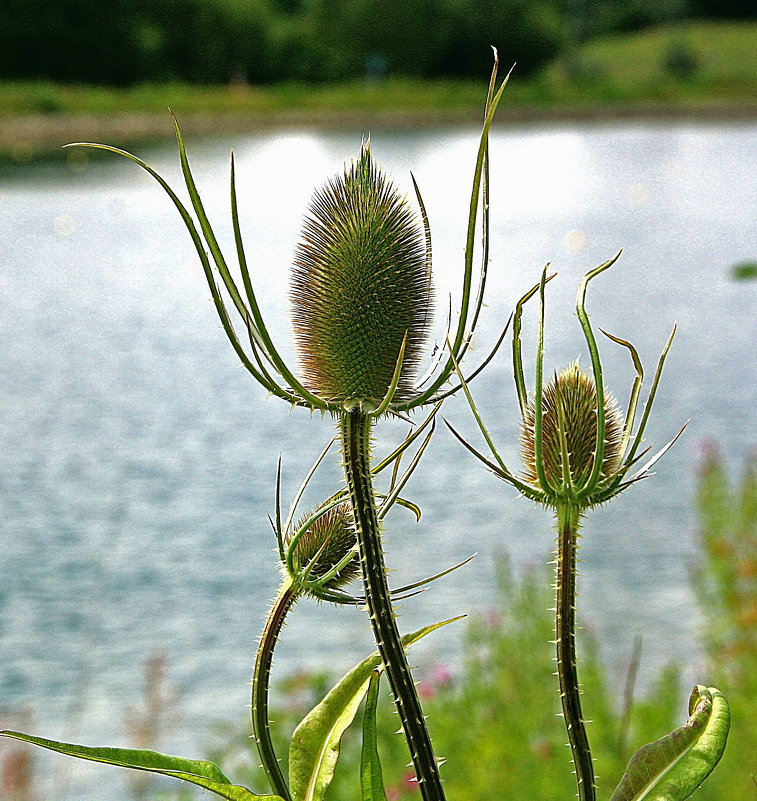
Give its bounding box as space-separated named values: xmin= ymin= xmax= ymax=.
xmin=4 ymin=0 xmax=753 ymax=87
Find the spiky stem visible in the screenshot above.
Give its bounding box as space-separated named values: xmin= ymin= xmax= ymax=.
xmin=340 ymin=409 xmax=445 ymax=801
xmin=251 ymin=578 xmax=297 ymax=801
xmin=555 ymin=503 xmax=595 ymax=801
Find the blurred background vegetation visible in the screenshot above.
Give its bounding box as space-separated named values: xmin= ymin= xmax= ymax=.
xmin=1 ymin=0 xmax=756 ymax=160
xmin=1 ymin=0 xmax=756 ymax=115
xmin=1 ymin=0 xmax=755 ymax=85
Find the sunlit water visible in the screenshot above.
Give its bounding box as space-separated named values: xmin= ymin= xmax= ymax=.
xmin=1 ymin=119 xmax=755 ymax=800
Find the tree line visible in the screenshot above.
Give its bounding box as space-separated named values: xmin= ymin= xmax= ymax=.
xmin=1 ymin=0 xmax=754 ymax=86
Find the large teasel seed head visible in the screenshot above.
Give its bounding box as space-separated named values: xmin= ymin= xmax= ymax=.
xmin=291 ymin=142 xmax=433 ymax=411
xmin=288 ymin=503 xmax=360 ymax=591
xmin=520 ymin=361 xmax=624 ymax=492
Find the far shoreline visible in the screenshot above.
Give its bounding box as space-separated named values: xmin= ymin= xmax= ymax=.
xmin=3 ymin=99 xmax=757 ymax=164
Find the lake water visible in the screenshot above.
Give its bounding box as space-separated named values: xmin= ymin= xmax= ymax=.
xmin=1 ymin=118 xmax=756 ymax=800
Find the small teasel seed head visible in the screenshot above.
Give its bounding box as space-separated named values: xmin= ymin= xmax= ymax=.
xmin=291 ymin=142 xmax=433 ymax=411
xmin=287 ymin=503 xmax=360 ymax=591
xmin=520 ymin=361 xmax=624 ymax=492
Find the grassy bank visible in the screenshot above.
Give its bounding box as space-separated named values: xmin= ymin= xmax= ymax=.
xmin=1 ymin=21 xmax=756 ymax=161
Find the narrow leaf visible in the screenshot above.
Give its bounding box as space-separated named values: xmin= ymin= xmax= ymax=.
xmin=288 ymin=617 xmax=459 ymax=801
xmin=0 ymin=731 xmax=282 ymax=801
xmin=361 ymin=670 xmax=388 ymax=801
xmin=609 ymin=685 xmax=730 ymax=801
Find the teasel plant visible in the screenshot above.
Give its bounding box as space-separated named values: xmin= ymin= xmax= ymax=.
xmin=447 ymin=255 xmax=730 ymax=801
xmin=0 ymin=414 xmax=468 ymax=801
xmin=252 ymin=416 xmax=474 ymax=801
xmin=61 ymin=50 xmax=511 ymax=801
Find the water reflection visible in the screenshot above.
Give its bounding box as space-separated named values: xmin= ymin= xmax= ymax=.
xmin=1 ymin=120 xmax=755 ymax=800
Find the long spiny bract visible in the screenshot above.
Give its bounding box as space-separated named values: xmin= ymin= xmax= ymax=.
xmin=291 ymin=144 xmax=433 ymax=411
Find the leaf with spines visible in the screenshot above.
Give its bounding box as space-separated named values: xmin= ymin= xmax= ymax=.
xmin=609 ymin=685 xmax=730 ymax=801
xmin=0 ymin=731 xmax=283 ymax=801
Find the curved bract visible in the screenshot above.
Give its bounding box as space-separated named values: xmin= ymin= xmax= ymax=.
xmin=448 ymin=255 xmax=685 ymax=512
xmin=66 ymin=56 xmax=510 ymax=420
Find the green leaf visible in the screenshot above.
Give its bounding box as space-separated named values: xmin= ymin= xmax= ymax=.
xmin=609 ymin=685 xmax=730 ymax=801
xmin=0 ymin=731 xmax=282 ymax=801
xmin=361 ymin=670 xmax=388 ymax=801
xmin=288 ymin=617 xmax=460 ymax=801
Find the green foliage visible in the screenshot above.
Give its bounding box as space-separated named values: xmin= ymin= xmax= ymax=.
xmin=360 ymin=672 xmax=387 ymax=801
xmin=540 ymin=22 xmax=757 ymax=104
xmin=0 ymin=0 xmax=274 ymax=85
xmin=42 ymin=456 xmax=746 ymax=801
xmin=730 ymin=262 xmax=757 ymax=281
xmin=198 ymin=558 xmax=693 ymax=801
xmin=0 ymin=620 xmax=453 ymax=801
xmin=438 ymin=0 xmax=564 ymax=77
xmin=2 ymin=20 xmax=757 ymax=142
xmin=200 ymin=515 xmax=753 ymax=801
xmin=686 ymin=447 xmax=757 ymax=800
xmin=610 ymin=686 xmax=730 ymax=801
xmin=5 ymin=0 xmax=755 ymax=88
xmin=287 ymin=619 xmax=456 ymax=801
xmin=693 ymin=446 xmax=757 ymax=686
xmin=0 ymin=731 xmax=284 ymax=801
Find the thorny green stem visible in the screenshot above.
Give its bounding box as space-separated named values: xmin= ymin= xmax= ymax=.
xmin=251 ymin=578 xmax=297 ymax=801
xmin=340 ymin=410 xmax=446 ymax=801
xmin=555 ymin=503 xmax=595 ymax=801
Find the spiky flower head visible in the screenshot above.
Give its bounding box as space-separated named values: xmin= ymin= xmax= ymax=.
xmin=520 ymin=360 xmax=624 ymax=493
xmin=291 ymin=143 xmax=433 ymax=412
xmin=286 ymin=503 xmax=360 ymax=592
xmin=447 ymin=257 xmax=682 ymax=514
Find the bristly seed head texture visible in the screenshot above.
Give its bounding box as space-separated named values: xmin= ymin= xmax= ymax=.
xmin=520 ymin=361 xmax=624 ymax=491
xmin=288 ymin=503 xmax=360 ymax=591
xmin=291 ymin=142 xmax=433 ymax=411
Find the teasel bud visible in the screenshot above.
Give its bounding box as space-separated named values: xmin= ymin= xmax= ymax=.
xmin=520 ymin=361 xmax=624 ymax=493
xmin=287 ymin=502 xmax=360 ymax=592
xmin=291 ymin=142 xmax=433 ymax=411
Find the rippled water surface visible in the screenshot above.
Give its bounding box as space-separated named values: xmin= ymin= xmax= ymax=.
xmin=1 ymin=119 xmax=755 ymax=800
